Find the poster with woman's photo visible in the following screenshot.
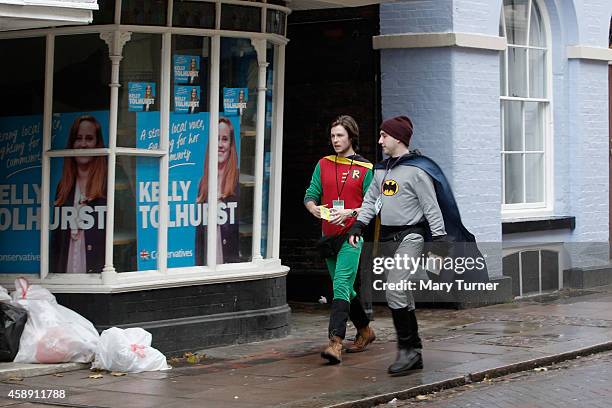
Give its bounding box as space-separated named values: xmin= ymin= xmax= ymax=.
xmin=174 ymin=86 xmax=201 ymax=114
xmin=135 ymin=111 xmax=240 ymax=270
xmin=0 ymin=114 xmax=43 ymax=274
xmin=173 ymin=55 xmax=201 ymax=85
xmin=48 ymin=111 xmax=110 ymax=274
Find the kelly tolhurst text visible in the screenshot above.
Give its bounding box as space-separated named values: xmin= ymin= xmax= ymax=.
xmin=373 ymin=280 xmax=499 ymax=292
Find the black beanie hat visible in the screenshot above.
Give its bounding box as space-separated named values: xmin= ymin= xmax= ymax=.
xmin=380 ymin=116 xmax=413 ymax=146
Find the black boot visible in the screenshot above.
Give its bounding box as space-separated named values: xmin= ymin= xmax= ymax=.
xmin=322 ymin=299 xmax=350 ymax=363
xmin=388 ymin=307 xmax=423 ymax=376
xmin=349 ymin=296 xmax=370 ymax=330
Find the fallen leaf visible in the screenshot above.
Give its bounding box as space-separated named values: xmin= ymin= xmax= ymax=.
xmin=88 ymin=374 xmax=104 ymax=379
xmin=8 ymin=377 xmax=22 ymax=381
xmin=534 ymin=367 xmax=548 ymax=372
xmin=54 ymin=374 xmax=64 ymax=377
xmin=111 ymin=372 xmax=127 ymax=377
xmin=416 ymin=395 xmax=430 ymax=401
xmin=187 ymin=355 xmax=199 ymax=364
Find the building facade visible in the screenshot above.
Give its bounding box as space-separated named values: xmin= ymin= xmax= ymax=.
xmin=1 ymin=0 xmax=611 ymax=353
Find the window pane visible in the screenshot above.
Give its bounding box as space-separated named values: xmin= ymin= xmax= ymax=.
xmin=121 ymin=0 xmax=167 ymax=26
xmin=173 ymin=0 xmax=215 ymax=29
xmin=171 ymin=36 xmax=211 ymax=114
xmin=266 ymin=9 xmax=286 ymax=35
xmin=221 ymin=5 xmax=261 ymax=32
xmin=117 ymin=156 xmax=159 ymax=272
xmin=0 ymin=37 xmax=45 ymax=274
xmin=508 ymin=46 xmax=527 ymax=97
xmin=525 ymin=153 xmax=544 ymax=203
xmin=261 ymin=43 xmax=275 ymax=258
xmin=529 ymin=2 xmax=545 ymax=47
xmin=504 ymin=0 xmax=529 ymax=45
xmin=52 ymin=35 xmax=110 ymax=150
xmin=118 ymin=33 xmax=162 ymax=148
xmin=504 ymin=153 xmax=524 ymax=204
xmin=219 ymin=38 xmax=259 ymax=263
xmin=48 ymin=115 xmax=109 ymax=273
xmin=503 ymin=100 xmax=523 ymax=151
xmin=524 ymin=102 xmax=544 ymax=151
xmin=529 ymin=49 xmax=546 ymax=99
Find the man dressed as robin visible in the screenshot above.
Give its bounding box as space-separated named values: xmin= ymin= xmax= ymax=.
xmin=304 ymin=115 xmax=376 ymax=364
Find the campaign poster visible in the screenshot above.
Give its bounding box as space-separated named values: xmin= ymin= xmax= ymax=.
xmin=223 ymin=88 xmax=248 ymax=116
xmin=0 ymin=115 xmax=43 ymax=273
xmin=173 ymin=55 xmax=201 ymax=85
xmin=136 ymin=112 xmax=240 ymax=269
xmin=49 ymin=111 xmax=110 ymax=274
xmin=174 ymin=86 xmax=201 ymax=114
xmin=128 ymin=82 xmax=156 ymax=112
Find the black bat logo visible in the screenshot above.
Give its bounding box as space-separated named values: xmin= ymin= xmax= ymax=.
xmin=382 ymin=180 xmax=398 ymax=196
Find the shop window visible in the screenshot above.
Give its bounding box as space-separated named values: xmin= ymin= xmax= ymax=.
xmin=48 ymin=114 xmax=110 ymax=274
xmin=118 ymin=33 xmax=163 ymax=148
xmin=219 ymin=37 xmax=259 ymax=263
xmin=173 ymin=0 xmax=216 ymax=29
xmin=266 ymin=9 xmax=286 ymax=35
xmin=52 ymin=34 xmax=111 ymax=148
xmin=500 ymin=0 xmax=551 ymax=214
xmin=0 ymin=38 xmax=45 ymax=275
xmin=503 ymin=249 xmax=559 ymax=297
xmin=121 ymin=0 xmax=168 ymax=26
xmin=221 ymin=5 xmax=261 ymax=32
xmin=116 ymin=156 xmax=159 ymax=272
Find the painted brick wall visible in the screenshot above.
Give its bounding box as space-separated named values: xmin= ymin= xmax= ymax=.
xmin=380 ymin=0 xmax=452 ymax=35
xmin=453 ymin=0 xmax=502 ymax=35
xmin=568 ymin=60 xmax=609 ymax=243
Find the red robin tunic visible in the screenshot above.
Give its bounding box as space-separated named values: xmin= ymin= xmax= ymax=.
xmin=304 ymin=154 xmax=373 ymax=237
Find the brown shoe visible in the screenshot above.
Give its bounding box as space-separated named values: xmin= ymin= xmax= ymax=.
xmin=346 ymin=326 xmax=376 ymax=353
xmin=321 ymin=336 xmax=343 ymax=364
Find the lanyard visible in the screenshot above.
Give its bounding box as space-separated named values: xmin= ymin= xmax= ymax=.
xmin=335 ymin=155 xmax=354 ymax=200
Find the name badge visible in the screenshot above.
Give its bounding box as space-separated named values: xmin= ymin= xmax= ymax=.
xmin=375 ymin=196 xmax=383 ymax=215
xmin=332 ymin=200 xmax=345 ymax=210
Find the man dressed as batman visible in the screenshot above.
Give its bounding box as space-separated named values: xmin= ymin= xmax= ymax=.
xmin=304 ymin=115 xmax=376 ymax=365
xmin=348 ymin=115 xmax=487 ymax=376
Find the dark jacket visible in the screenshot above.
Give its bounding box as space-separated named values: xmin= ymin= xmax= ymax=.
xmin=50 ymin=188 xmax=106 ymax=274
xmin=195 ymin=186 xmax=240 ymax=265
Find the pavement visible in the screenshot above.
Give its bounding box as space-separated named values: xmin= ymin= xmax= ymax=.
xmin=1 ymin=285 xmax=612 ymax=408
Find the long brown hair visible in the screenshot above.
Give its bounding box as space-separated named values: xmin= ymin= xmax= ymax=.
xmin=197 ymin=117 xmax=239 ymax=202
xmin=55 ymin=115 xmax=107 ymax=206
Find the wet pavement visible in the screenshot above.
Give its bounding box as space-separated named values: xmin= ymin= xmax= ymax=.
xmin=1 ymin=286 xmax=612 ymax=407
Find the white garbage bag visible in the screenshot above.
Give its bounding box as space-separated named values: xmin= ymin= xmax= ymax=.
xmin=0 ymin=286 xmax=10 ymax=303
xmin=92 ymin=327 xmax=170 ymax=373
xmin=11 ymin=278 xmax=99 ymax=364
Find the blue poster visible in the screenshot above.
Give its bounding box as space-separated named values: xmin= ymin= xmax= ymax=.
xmin=173 ymin=55 xmax=201 ymax=85
xmin=223 ymin=88 xmax=248 ymax=115
xmin=175 ymin=86 xmax=201 ymax=114
xmin=0 ymin=111 xmax=109 ymax=274
xmin=0 ymin=115 xmax=43 ymax=273
xmin=128 ymin=82 xmax=156 ymax=112
xmin=136 ymin=112 xmax=241 ymax=269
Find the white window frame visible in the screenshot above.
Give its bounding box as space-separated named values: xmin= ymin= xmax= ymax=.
xmin=0 ymin=0 xmax=290 ymax=292
xmin=500 ymin=0 xmax=554 ymax=220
